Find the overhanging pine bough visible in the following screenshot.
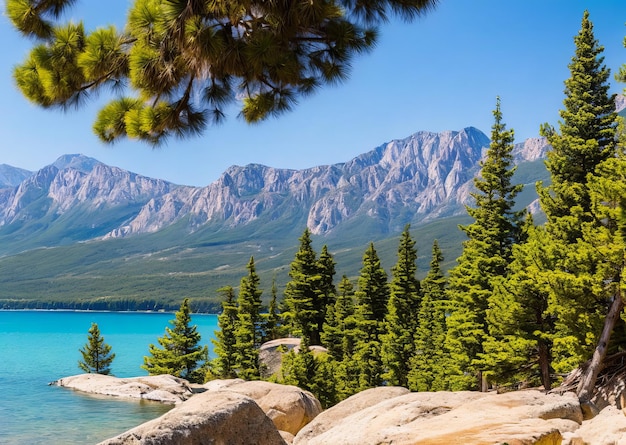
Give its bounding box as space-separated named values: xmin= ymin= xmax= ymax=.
xmin=6 ymin=0 xmax=437 ymax=145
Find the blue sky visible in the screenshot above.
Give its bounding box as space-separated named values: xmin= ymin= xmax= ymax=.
xmin=0 ymin=1 xmax=625 ymax=186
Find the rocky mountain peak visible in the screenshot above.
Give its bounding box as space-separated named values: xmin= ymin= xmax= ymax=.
xmin=0 ymin=164 xmax=33 ymax=188
xmin=52 ymin=154 xmax=101 ymax=173
xmin=0 ymin=127 xmax=550 ymax=248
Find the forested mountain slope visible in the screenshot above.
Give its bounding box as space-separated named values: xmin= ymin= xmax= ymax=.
xmin=0 ymin=127 xmax=549 ymax=310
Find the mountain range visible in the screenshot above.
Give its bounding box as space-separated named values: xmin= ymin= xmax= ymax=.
xmin=0 ymin=127 xmax=550 ymax=311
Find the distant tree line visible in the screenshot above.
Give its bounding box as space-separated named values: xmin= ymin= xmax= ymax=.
xmin=1 ymin=298 xmax=221 ymax=313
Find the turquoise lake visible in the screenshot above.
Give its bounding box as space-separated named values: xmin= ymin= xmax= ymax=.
xmin=0 ymin=310 xmax=218 ymax=445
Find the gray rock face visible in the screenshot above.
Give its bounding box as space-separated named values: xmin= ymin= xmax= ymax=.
xmin=0 ymin=155 xmax=173 ymax=229
xmin=0 ymin=164 xmax=32 ymax=188
xmin=0 ymin=129 xmax=549 ymax=248
xmin=102 ymin=127 xmax=499 ymax=237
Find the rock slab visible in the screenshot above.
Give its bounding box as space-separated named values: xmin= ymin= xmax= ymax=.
xmin=294 ymin=389 xmax=583 ymax=445
xmin=53 ymin=374 xmax=194 ymax=404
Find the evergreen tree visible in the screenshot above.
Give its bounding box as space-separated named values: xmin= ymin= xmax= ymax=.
xmin=78 ymin=322 xmax=115 ymax=375
xmin=142 ymin=298 xmax=208 ymax=383
xmin=283 ymin=229 xmax=323 ymax=345
xmin=480 ymin=217 xmax=557 ymax=390
xmin=278 ymin=336 xmax=339 ymax=409
xmin=409 ymin=240 xmax=448 ymax=391
xmin=321 ymin=275 xmax=356 ymax=361
xmin=351 ymin=242 xmax=389 ymax=390
xmin=445 ymin=97 xmax=523 ymax=390
xmin=234 ymin=258 xmax=263 ymax=380
xmin=573 ymin=124 xmax=626 ymax=402
xmin=381 ymin=225 xmax=421 ymax=387
xmin=6 ymin=0 xmax=437 ymax=144
xmin=262 ymin=278 xmax=283 ymax=343
xmin=539 ymin=10 xmax=617 ymax=236
xmin=234 ymin=310 xmax=259 ymax=380
xmin=211 ymin=286 xmax=238 ymax=379
xmin=534 ymin=10 xmax=619 ymax=383
xmin=238 ymin=257 xmax=263 ymax=348
xmin=316 ymin=245 xmax=337 ymax=341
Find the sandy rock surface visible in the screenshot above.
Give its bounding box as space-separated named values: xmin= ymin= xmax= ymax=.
xmin=202 ymin=379 xmax=322 ymax=436
xmin=53 ymin=374 xmax=194 ymax=404
xmin=97 ymin=391 xmax=287 ymax=445
xmin=294 ymin=389 xmax=583 ymax=445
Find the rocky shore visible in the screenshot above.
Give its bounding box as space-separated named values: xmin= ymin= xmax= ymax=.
xmin=53 ymin=374 xmax=626 ymax=444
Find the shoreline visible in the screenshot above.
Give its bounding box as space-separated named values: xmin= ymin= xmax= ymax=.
xmin=0 ymin=308 xmax=218 ymax=315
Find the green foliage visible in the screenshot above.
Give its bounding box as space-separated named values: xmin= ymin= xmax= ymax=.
xmin=351 ymin=242 xmax=389 ymax=390
xmin=238 ymin=257 xmax=264 ymax=347
xmin=6 ymin=0 xmax=437 ymax=144
xmin=533 ymin=11 xmax=621 ymax=376
xmin=445 ymin=97 xmax=523 ymax=390
xmin=381 ymin=225 xmax=421 ymax=387
xmin=142 ymin=298 xmax=209 ymax=383
xmin=78 ymin=322 xmax=115 ymax=375
xmin=316 ymin=245 xmax=337 ymax=341
xmin=210 ymin=286 xmax=238 ymax=379
xmin=283 ymin=228 xmax=324 ymax=345
xmin=480 ymin=219 xmax=556 ymax=390
xmin=277 ymin=337 xmax=339 ymax=409
xmin=409 ymin=240 xmax=448 ymax=391
xmin=539 ymin=10 xmax=617 ymax=236
xmin=321 ymin=275 xmax=356 ymax=361
xmin=261 ymin=278 xmax=284 ymax=343
xmin=234 ymin=310 xmax=260 ymax=380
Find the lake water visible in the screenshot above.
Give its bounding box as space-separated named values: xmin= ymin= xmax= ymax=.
xmin=0 ymin=310 xmax=218 ymax=445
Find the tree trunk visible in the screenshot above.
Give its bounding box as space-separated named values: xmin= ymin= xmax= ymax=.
xmin=538 ymin=340 xmax=552 ymax=391
xmin=577 ymin=292 xmax=624 ymax=404
xmin=477 ymin=370 xmax=488 ymax=392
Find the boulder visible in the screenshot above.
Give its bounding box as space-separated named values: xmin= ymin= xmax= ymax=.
xmin=53 ymin=374 xmax=194 ymax=404
xmin=294 ymin=389 xmax=583 ymax=445
xmin=202 ymin=379 xmax=322 ymax=436
xmin=97 ymin=391 xmax=287 ymax=445
xmin=258 ymin=338 xmax=327 ymax=379
xmin=564 ymin=405 xmax=626 ymax=445
xmin=259 ymin=338 xmax=301 ymax=378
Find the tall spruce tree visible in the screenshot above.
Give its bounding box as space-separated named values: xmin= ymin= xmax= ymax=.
xmin=321 ymin=275 xmax=356 ymax=361
xmin=316 ymin=245 xmax=337 ymax=342
xmin=78 ymin=322 xmax=115 ymax=375
xmin=351 ymin=242 xmax=389 ymax=390
xmin=238 ymin=257 xmax=264 ymax=347
xmin=574 ymin=122 xmax=626 ymax=403
xmin=283 ymin=229 xmax=323 ymax=345
xmin=234 ymin=258 xmax=263 ymax=380
xmin=234 ymin=310 xmax=259 ymax=380
xmin=534 ymin=11 xmax=619 ymax=389
xmin=381 ymin=225 xmax=421 ymax=387
xmin=539 ymin=10 xmax=617 ymax=236
xmin=409 ymin=240 xmax=448 ymax=391
xmin=211 ymin=286 xmax=238 ymax=379
xmin=262 ymin=278 xmax=283 ymax=343
xmin=142 ymin=298 xmax=208 ymax=383
xmin=445 ymin=97 xmax=523 ymax=390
